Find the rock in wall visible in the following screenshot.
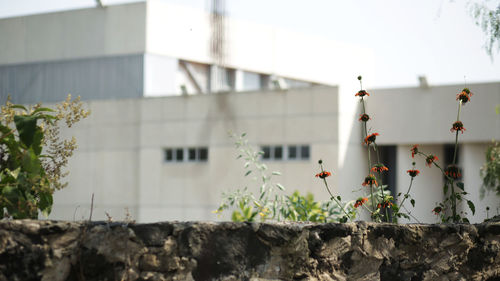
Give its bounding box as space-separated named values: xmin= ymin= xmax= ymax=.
xmin=0 ymin=220 xmax=499 ymax=281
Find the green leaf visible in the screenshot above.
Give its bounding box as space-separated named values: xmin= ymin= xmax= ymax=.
xmin=2 ymin=185 xmax=19 ymax=203
xmin=272 ymin=171 xmax=281 ymax=176
xmin=231 ymin=211 xmax=244 ymax=222
xmin=22 ymin=149 xmax=42 ymax=175
xmin=10 ymin=105 xmax=28 ymax=111
xmin=31 ymin=107 xmax=55 ymax=114
xmin=467 ymin=200 xmax=476 ymax=215
xmin=462 ymin=217 xmax=470 ymax=223
xmin=456 ymin=182 xmax=465 ymax=191
xmin=39 ymin=191 xmax=53 ymax=217
xmin=7 ymin=168 xmax=20 ymax=180
xmin=14 ymin=115 xmax=38 ymax=148
xmin=32 ymin=128 xmax=43 ymax=155
xmin=443 ymin=183 xmax=449 ymax=195
xmin=244 ymin=170 xmax=252 ymax=177
xmin=276 ymin=183 xmax=285 ymax=191
xmin=410 ymin=199 xmax=415 ymax=207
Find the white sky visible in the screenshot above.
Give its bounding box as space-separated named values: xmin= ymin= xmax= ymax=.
xmin=0 ymin=0 xmax=499 ymax=88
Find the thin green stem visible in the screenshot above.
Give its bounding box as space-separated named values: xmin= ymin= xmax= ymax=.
xmin=372 ymin=143 xmax=387 ymax=221
xmin=361 ymin=97 xmax=376 ymax=214
xmin=399 ymin=177 xmax=414 ymax=211
xmin=450 ymin=100 xmax=462 ymax=223
xmin=319 ymin=163 xmax=351 ymax=221
xmin=322 ymin=178 xmax=351 ymax=221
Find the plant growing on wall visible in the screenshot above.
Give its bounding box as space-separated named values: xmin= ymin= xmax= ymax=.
xmin=0 ymin=95 xmax=89 ymax=219
xmin=216 ymin=132 xmax=348 ymax=222
xmin=411 ymin=88 xmax=476 ymax=223
xmin=480 ymin=141 xmax=500 ymax=198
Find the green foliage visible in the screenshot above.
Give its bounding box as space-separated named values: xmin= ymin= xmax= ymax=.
xmin=469 ymin=1 xmax=500 ymax=58
xmin=215 ymin=132 xmax=287 ymax=222
xmin=480 ymin=141 xmax=500 ymax=198
xmin=216 ymin=133 xmax=352 ymax=223
xmin=0 ymin=96 xmax=89 ymax=219
xmin=283 ymin=191 xmax=351 ymax=223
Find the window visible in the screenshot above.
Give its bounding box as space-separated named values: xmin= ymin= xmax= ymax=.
xmin=260 ymin=145 xmax=310 ymax=161
xmin=175 ymin=148 xmax=184 ymax=161
xmin=288 ymin=146 xmax=297 ymax=159
xmin=300 ymin=145 xmax=310 ymax=159
xmin=274 ymin=146 xmax=283 ymax=160
xmin=262 ymin=146 xmax=271 ymax=160
xmin=164 ymin=147 xmax=209 ymax=163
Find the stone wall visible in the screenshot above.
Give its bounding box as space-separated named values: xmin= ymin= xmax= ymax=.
xmin=0 ymin=220 xmax=499 ymax=281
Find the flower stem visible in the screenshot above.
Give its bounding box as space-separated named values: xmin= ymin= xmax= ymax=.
xmin=320 ymin=163 xmax=351 ymax=221
xmin=373 ymin=143 xmax=388 ymax=221
xmin=450 ymin=101 xmax=462 ymax=223
xmin=399 ymin=177 xmax=414 ymax=214
xmin=361 ymin=97 xmax=376 ymax=214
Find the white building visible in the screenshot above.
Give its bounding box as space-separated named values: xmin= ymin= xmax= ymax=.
xmin=0 ymin=2 xmax=498 ymax=223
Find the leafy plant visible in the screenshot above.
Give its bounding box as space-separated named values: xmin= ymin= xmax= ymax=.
xmin=480 ymin=141 xmax=500 ymax=198
xmin=0 ymin=95 xmax=89 ymax=219
xmin=215 ymin=132 xmax=286 ymax=222
xmin=216 ymin=133 xmax=351 ymax=223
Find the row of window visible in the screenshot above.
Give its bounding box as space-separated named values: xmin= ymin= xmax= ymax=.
xmin=164 ymin=147 xmax=208 ymax=162
xmin=261 ymin=145 xmax=310 ymax=161
xmin=163 ymin=145 xmax=310 ymax=163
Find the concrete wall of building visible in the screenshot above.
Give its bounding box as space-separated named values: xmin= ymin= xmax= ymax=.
xmin=50 ymin=86 xmax=341 ymax=222
xmin=368 ymin=82 xmax=500 ymax=144
xmin=0 ymin=3 xmax=146 ymax=65
xmin=49 ymin=82 xmax=499 ymax=223
xmin=0 ymin=55 xmax=144 ymax=104
xmin=342 ymin=82 xmax=500 ymax=223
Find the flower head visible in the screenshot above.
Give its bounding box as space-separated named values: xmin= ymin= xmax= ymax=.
xmin=410 ymin=144 xmax=419 ymax=158
xmin=362 ymin=174 xmax=378 ymax=187
xmin=456 ymin=88 xmax=472 ymax=104
xmin=451 ymin=121 xmax=466 ymax=134
xmin=371 ymin=163 xmax=389 ymax=173
xmin=425 ymin=155 xmax=438 ymax=167
xmin=354 ymin=197 xmax=368 ymax=208
xmin=359 ymin=113 xmax=370 ymax=122
xmin=432 ymin=206 xmax=442 ymax=215
xmin=364 ymin=133 xmax=379 ymax=145
xmin=355 ymin=90 xmax=369 ymax=97
xmin=315 ymin=171 xmax=332 ymax=179
xmin=377 ymin=200 xmax=393 ymax=209
xmin=444 ymin=164 xmax=461 ymax=180
xmin=407 ymin=169 xmax=420 ymax=178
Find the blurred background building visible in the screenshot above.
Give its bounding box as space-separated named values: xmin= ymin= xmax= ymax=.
xmin=0 ymin=1 xmax=498 ymax=223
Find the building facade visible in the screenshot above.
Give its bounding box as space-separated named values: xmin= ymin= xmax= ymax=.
xmin=0 ymin=2 xmax=498 ymax=223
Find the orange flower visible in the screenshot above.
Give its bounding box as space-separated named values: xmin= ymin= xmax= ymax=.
xmin=315 ymin=171 xmax=332 ymax=179
xmin=362 ymin=174 xmax=377 ymax=187
xmin=359 ymin=113 xmax=370 ymax=122
xmin=364 ymin=133 xmax=379 ymax=145
xmin=410 ymin=144 xmax=419 ymax=158
xmin=432 ymin=206 xmax=442 ymax=215
xmin=456 ymin=88 xmax=472 ymax=104
xmin=371 ymin=164 xmax=389 ymax=173
xmin=407 ymin=169 xmax=420 ymax=178
xmin=354 ymin=197 xmax=368 ymax=208
xmin=451 ymin=121 xmax=465 ymax=134
xmin=425 ymin=155 xmax=438 ymax=167
xmin=355 ymin=90 xmax=369 ymax=97
xmin=377 ymin=201 xmax=393 ymax=209
xmin=444 ymin=165 xmax=461 ymax=179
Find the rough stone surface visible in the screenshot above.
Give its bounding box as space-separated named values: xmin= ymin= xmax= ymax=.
xmin=0 ymin=220 xmax=499 ymax=281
